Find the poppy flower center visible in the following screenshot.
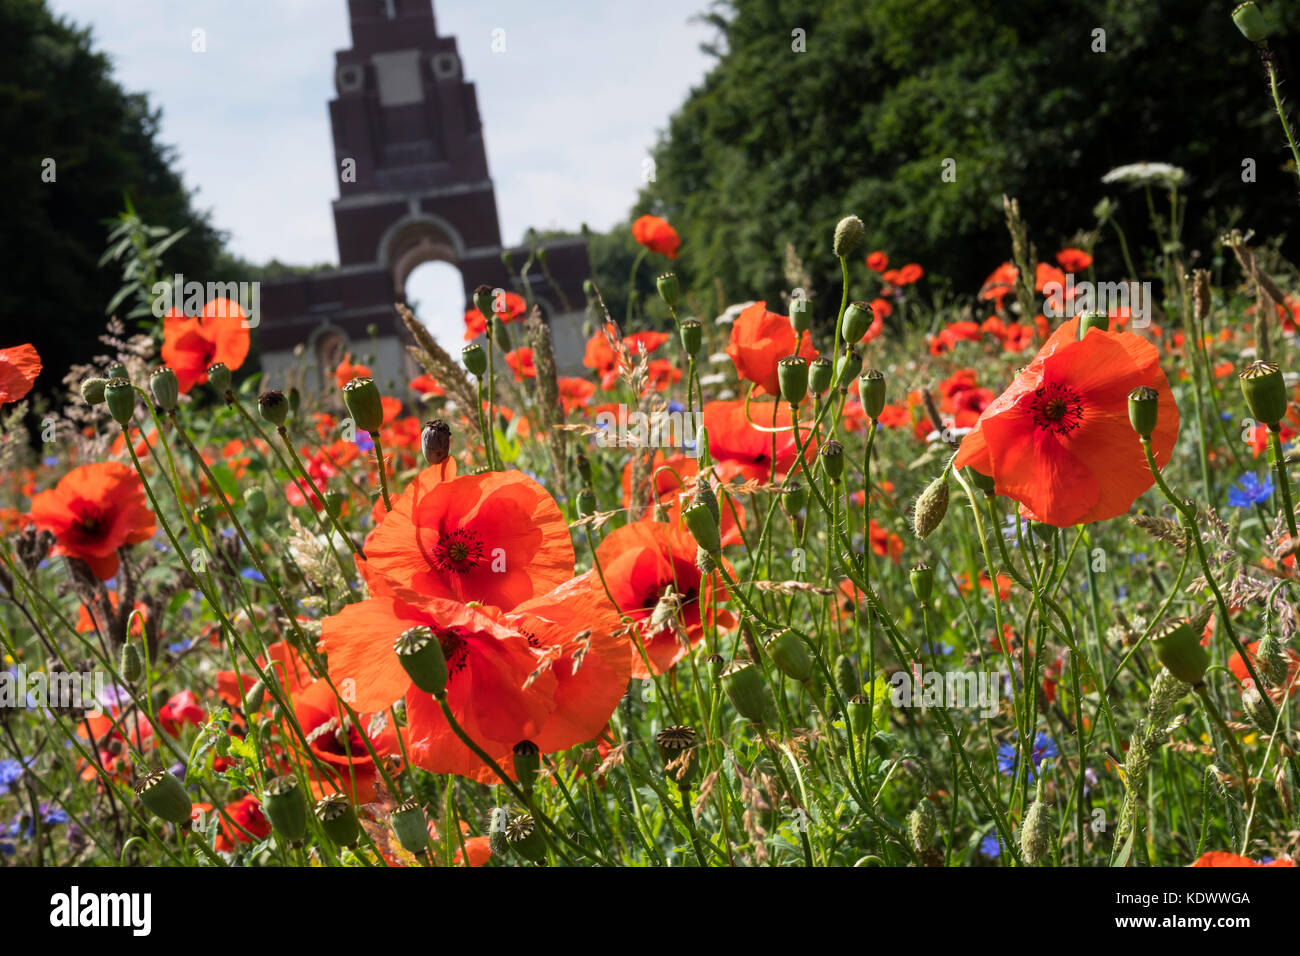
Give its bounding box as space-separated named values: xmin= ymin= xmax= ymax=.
xmin=432 ymin=528 xmax=485 ymax=575
xmin=73 ymin=503 xmax=106 ymax=537
xmin=1028 ymin=382 xmax=1083 ymax=435
xmin=436 ymin=629 xmax=470 ymax=676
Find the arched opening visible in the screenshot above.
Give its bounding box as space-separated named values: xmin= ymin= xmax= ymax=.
xmin=403 ymin=260 xmax=468 ymax=353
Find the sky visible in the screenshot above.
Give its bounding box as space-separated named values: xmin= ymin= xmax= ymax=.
xmin=46 ymin=0 xmax=714 ymax=344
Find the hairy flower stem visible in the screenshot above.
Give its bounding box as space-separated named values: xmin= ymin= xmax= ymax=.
xmin=275 ymin=425 xmax=365 ymax=558
xmin=370 ymin=431 xmax=393 ymax=512
xmin=1268 ymin=426 xmax=1298 ymax=540
xmin=1194 ymin=684 xmax=1254 ymax=822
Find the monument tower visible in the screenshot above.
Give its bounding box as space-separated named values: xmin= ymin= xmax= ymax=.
xmin=259 ymin=0 xmax=591 ymax=390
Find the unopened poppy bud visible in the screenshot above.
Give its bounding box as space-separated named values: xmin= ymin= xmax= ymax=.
xmin=692 ymin=476 xmax=720 ymax=524
xmin=835 ymin=349 xmax=863 ymax=390
xmin=847 ymin=694 xmax=871 ymax=734
xmin=860 ymin=368 xmax=886 ymax=419
xmin=262 ymin=775 xmax=308 ymax=846
xmin=766 ymin=628 xmax=813 ymax=682
xmin=833 ymin=215 xmax=866 ymax=258
xmin=462 ymin=343 xmax=487 ymax=377
xmin=1076 ymin=311 xmax=1110 ymax=338
xmin=207 ymin=362 xmax=231 ymax=395
xmin=1020 ymin=781 xmax=1053 ymax=866
xmin=133 ymin=768 xmax=193 ymax=825
xmin=104 ymin=377 xmax=135 ymax=426
xmin=1232 ymin=1 xmax=1270 ymax=44
xmin=473 ymin=284 xmax=496 ymax=321
xmin=106 ymin=362 xmax=129 ymax=380
xmin=722 ymin=662 xmax=774 ymax=724
xmin=513 ymin=740 xmax=540 ymax=793
xmin=1239 ymin=360 xmax=1287 ymax=427
xmin=809 ymin=357 xmax=834 ymax=396
xmin=195 ymin=504 xmax=220 ymax=530
xmin=576 ymin=488 xmax=597 ymax=518
xmin=697 ymin=542 xmax=717 ymax=578
xmin=820 ymin=440 xmax=845 ymax=481
xmin=119 ymin=642 xmax=143 ymax=683
xmin=324 ymin=491 xmax=347 ymax=518
xmin=421 ymin=419 xmax=451 ymax=465
xmin=656 ymin=272 xmax=680 ymax=309
xmin=243 ymin=678 xmax=266 ymax=714
xmin=907 ymin=799 xmax=937 ymax=854
xmin=1256 ymin=632 xmax=1289 ymax=688
xmin=314 ymin=793 xmax=360 ymax=848
xmin=1030 ymin=521 xmax=1056 ymax=545
xmin=395 ymin=625 xmax=448 ymax=698
xmin=912 ymin=475 xmax=950 ymax=539
xmin=782 ymin=481 xmax=807 ymax=516
xmin=682 ymin=501 xmax=722 ymax=557
xmin=679 ymin=319 xmax=702 ymax=356
xmin=1241 ymin=685 xmax=1271 ymax=734
xmin=342 ymin=377 xmax=383 ymax=433
xmin=834 ymin=655 xmax=859 ymax=699
xmin=1126 ymin=385 xmax=1159 ymax=438
xmin=656 ymin=725 xmax=698 ymax=789
xmin=149 ymin=366 xmax=179 ymax=410
xmin=910 ymin=564 xmax=934 ymax=603
xmin=391 ymin=799 xmax=430 ymax=856
xmin=843 ymin=301 xmax=874 ymax=343
xmin=81 ymin=377 xmax=107 ymax=405
xmin=243 ymin=487 xmax=267 ymax=526
xmin=790 ymin=297 xmax=811 ymax=335
xmin=778 ymin=355 xmax=809 ymax=405
xmin=505 ymin=813 xmax=546 ymax=862
xmin=575 ymin=453 xmax=593 ymax=485
xmin=1153 ymin=620 xmax=1209 ymax=685
xmin=258 ymin=390 xmax=289 ymax=427
xmin=488 ymin=810 xmax=511 ymax=858
xmin=288 ymin=388 xmax=301 ymax=415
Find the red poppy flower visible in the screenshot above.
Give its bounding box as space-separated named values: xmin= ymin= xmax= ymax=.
xmin=631 ymin=214 xmax=681 ymax=258
xmin=954 ymin=318 xmax=1179 ymax=526
xmin=160 ymin=299 xmax=251 ymax=394
xmin=335 ymin=354 xmax=373 ymax=389
xmin=288 ymin=678 xmax=403 ymax=803
xmin=158 ymin=690 xmax=205 ymax=737
xmin=1228 ymin=641 xmax=1300 ymax=694
xmin=504 ymin=347 xmax=536 ymax=380
xmin=979 ymin=262 xmax=1020 ymax=307
xmin=1191 ymin=851 xmax=1294 ymax=867
xmin=725 ymin=302 xmax=817 ymax=398
xmin=882 ymin=263 xmax=923 ymax=286
xmin=360 ymin=466 xmax=574 ymax=611
xmin=702 ymin=399 xmax=809 ymax=482
xmin=1056 ymin=247 xmax=1093 ymax=273
xmin=583 ymin=323 xmax=671 ymax=389
xmin=411 ymin=374 xmax=444 ymax=396
xmin=867 ymin=519 xmax=903 ymax=562
xmin=28 ymin=462 xmax=156 ymax=579
xmin=0 ymin=343 xmax=41 ymax=404
xmin=594 ymin=519 xmax=734 ymax=677
xmin=557 ymin=376 xmax=596 ymax=414
xmin=865 ymin=251 xmax=888 ymax=272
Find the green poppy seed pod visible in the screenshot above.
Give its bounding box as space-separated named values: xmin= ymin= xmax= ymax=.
xmin=1256 ymin=632 xmax=1289 ymax=688
xmin=342 ymin=377 xmax=383 ymax=433
xmin=513 ymin=740 xmax=541 ymax=793
xmin=781 ymin=481 xmax=807 ymax=517
xmin=1126 ymin=385 xmax=1159 ymax=438
xmin=693 ymin=475 xmax=721 ymax=525
xmin=505 ymin=813 xmax=547 ymax=862
xmin=243 ymin=678 xmax=266 ymax=714
xmin=835 ymin=349 xmax=863 ymax=390
xmin=778 ymin=355 xmax=809 ymax=406
xmin=394 ymin=625 xmax=448 ymax=698
xmin=656 ymin=725 xmax=699 ymax=789
xmin=909 ymin=564 xmax=934 ymax=603
xmin=195 ymin=504 xmax=220 ymax=530
xmin=834 ymin=654 xmax=859 ymax=700
xmin=912 ymin=475 xmax=950 ymax=539
xmin=258 ymin=390 xmax=289 ymax=428
xmin=722 ymin=662 xmax=774 ymax=724
xmin=766 ymin=628 xmax=813 ymax=683
xmin=262 ymin=775 xmax=308 ymax=846
xmin=1241 ymin=685 xmax=1271 ymax=735
xmin=820 ymin=440 xmax=845 ymax=481
xmin=1153 ymin=620 xmax=1209 ymax=685
xmin=847 ymin=694 xmax=871 ymax=735
xmin=133 ymin=768 xmax=193 ymax=826
xmin=809 ymin=357 xmax=834 ymax=396
xmin=80 ymin=376 xmax=107 ymax=405
xmin=149 ymin=366 xmax=179 ymax=410
xmin=314 ymin=793 xmax=360 ymax=848
xmin=421 ymin=419 xmax=451 ymax=465
xmin=1076 ymin=311 xmax=1110 ymax=338
xmin=391 ymin=799 xmax=430 ymax=856
xmin=907 ymin=799 xmax=937 ymax=854
xmin=656 ymin=272 xmax=680 ymax=309
xmin=860 ymin=368 xmax=886 ymax=420
xmin=243 ymin=486 xmax=268 ymax=526
xmin=106 ymin=362 xmax=129 ymax=380
xmin=575 ymin=452 xmax=593 ymax=486
xmin=679 ymin=319 xmax=703 ymax=356
xmin=1232 ymin=1 xmax=1271 ymax=44
xmin=473 ymin=284 xmax=496 ymax=321
xmin=1239 ymin=360 xmax=1288 ymax=428
xmin=842 ymin=301 xmax=874 ymax=343
xmin=462 ymin=343 xmax=487 ymax=377
xmin=288 ymin=388 xmax=301 ymax=415
xmin=576 ymin=488 xmax=598 ymax=518
xmin=707 ymin=653 xmax=727 ymax=680
xmin=833 ymin=215 xmax=866 ymax=258
xmin=104 ymin=377 xmax=135 ymax=426
xmin=207 ymin=362 xmax=231 ymax=395
xmin=119 ymin=642 xmax=143 ymax=683
xmin=1030 ymin=521 xmax=1056 ymax=545
xmin=1020 ymin=781 xmax=1054 ymax=866
xmin=682 ymin=501 xmax=722 ymax=557
xmin=964 ymin=466 xmax=996 ymax=496
xmin=790 ymin=297 xmax=811 ymax=335
xmin=492 ymin=315 xmax=509 ymax=343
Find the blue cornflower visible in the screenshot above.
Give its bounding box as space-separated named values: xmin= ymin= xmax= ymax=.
xmin=167 ymin=638 xmax=193 ymax=655
xmin=240 ymin=568 xmax=265 ymax=583
xmin=1002 ymin=513 xmax=1028 ymax=547
xmin=997 ymin=731 xmax=1058 ymax=783
xmin=920 ymin=641 xmax=953 ymax=657
xmin=980 ymin=832 xmax=1002 ymax=859
xmin=42 ymin=456 xmax=58 ymax=467
xmin=354 ymin=431 xmax=374 ymax=452
xmin=667 ymin=400 xmax=685 ymax=414
xmin=1228 ymin=472 xmax=1273 ymax=508
xmin=0 ymin=759 xmax=25 ymax=794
